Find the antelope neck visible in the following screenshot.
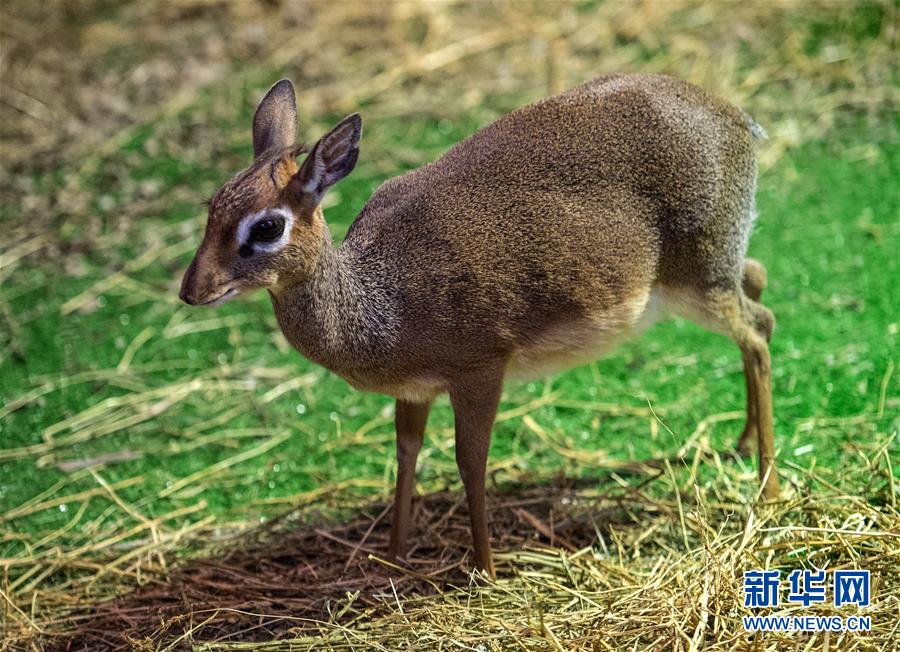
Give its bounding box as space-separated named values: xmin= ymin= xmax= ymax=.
xmin=269 ymin=229 xmax=398 ymax=372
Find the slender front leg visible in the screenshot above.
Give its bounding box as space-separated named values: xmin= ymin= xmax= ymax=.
xmin=388 ymin=399 xmax=431 ymax=560
xmin=449 ymin=368 xmax=504 ymax=579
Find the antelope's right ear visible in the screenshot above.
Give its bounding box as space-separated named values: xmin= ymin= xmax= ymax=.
xmin=252 ymin=79 xmax=298 ymax=160
xmin=294 ymin=113 xmax=362 ymax=206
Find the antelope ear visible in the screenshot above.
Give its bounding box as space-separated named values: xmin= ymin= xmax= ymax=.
xmin=252 ymin=79 xmax=298 ymax=160
xmin=294 ymin=113 xmax=362 ymax=205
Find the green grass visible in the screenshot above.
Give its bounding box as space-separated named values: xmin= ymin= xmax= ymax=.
xmin=1 ymin=106 xmax=897 ymax=561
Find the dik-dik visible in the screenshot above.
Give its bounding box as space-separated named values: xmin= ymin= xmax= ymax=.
xmin=180 ymin=74 xmax=778 ymax=578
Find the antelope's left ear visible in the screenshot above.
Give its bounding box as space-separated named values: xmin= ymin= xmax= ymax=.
xmin=293 ymin=113 xmax=362 ymax=206
xmin=252 ymin=79 xmax=298 ymax=160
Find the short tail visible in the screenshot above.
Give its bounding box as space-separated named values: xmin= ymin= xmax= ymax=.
xmin=743 ymin=111 xmax=768 ymax=141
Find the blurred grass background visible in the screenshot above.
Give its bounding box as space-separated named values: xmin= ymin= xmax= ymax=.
xmin=0 ymin=0 xmax=898 ymax=646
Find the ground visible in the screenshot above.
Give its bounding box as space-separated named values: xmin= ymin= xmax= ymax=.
xmin=0 ymin=2 xmax=897 ymax=650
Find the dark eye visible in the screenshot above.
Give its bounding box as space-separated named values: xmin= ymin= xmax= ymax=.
xmin=250 ymin=217 xmax=285 ymax=242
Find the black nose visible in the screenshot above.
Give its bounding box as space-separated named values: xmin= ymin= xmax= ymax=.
xmin=179 ymin=288 xmax=194 ymax=305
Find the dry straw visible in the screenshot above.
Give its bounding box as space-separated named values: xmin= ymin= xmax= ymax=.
xmin=4 ymin=444 xmax=897 ymax=650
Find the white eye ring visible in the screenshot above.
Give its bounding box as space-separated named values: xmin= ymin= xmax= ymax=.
xmin=236 ymin=207 xmax=294 ymax=253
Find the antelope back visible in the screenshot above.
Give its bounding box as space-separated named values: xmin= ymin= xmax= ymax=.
xmin=337 ymin=74 xmax=761 ymax=364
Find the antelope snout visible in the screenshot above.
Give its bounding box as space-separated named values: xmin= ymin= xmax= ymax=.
xmin=179 ymin=257 xmax=202 ymax=305
xmin=178 ymin=279 xmax=197 ymax=305
xmin=179 ymin=254 xmax=235 ymax=307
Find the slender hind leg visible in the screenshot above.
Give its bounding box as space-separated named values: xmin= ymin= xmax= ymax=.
xmin=742 ymin=258 xmax=767 ymax=303
xmin=740 ymin=312 xmax=778 ymax=499
xmin=678 ymin=285 xmax=779 ymax=499
xmin=736 ymin=258 xmax=769 ymax=456
xmin=736 ymin=354 xmax=758 ymax=457
xmin=718 ymin=289 xmax=779 ymax=499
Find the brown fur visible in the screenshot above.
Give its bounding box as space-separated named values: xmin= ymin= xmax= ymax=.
xmin=181 ymin=74 xmax=779 ymax=578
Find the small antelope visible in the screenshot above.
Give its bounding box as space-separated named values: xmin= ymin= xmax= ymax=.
xmin=180 ymin=74 xmax=778 ymax=578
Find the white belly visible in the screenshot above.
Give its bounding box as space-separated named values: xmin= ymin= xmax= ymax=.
xmin=506 ymin=288 xmax=666 ymax=380
xmin=343 ymin=372 xmax=448 ymax=403
xmin=338 ymin=286 xmax=695 ymax=399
